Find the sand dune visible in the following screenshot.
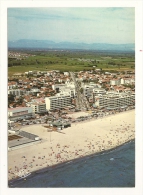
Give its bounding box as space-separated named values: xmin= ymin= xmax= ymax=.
xmin=8 ymin=110 xmax=135 ymax=181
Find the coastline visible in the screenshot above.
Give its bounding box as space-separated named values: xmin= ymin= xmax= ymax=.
xmin=8 ymin=138 xmax=135 ymax=185
xmin=8 ymin=110 xmax=135 ymax=183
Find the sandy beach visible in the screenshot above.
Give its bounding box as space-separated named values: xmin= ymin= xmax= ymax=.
xmin=8 ymin=110 xmax=135 ymax=181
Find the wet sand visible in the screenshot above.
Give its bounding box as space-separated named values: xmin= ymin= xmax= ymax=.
xmin=8 ymin=110 xmax=135 ymax=181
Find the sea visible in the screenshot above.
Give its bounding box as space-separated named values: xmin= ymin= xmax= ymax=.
xmin=9 ymin=140 xmax=135 ymax=188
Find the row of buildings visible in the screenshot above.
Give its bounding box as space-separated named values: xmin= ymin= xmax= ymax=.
xmin=8 ymin=90 xmax=135 ymax=120
xmin=94 ymin=91 xmax=135 ymax=110
xmin=110 ymin=78 xmax=135 ymax=86
xmin=8 ymin=69 xmax=135 ymax=120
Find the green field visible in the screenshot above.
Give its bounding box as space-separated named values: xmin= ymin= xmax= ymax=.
xmin=8 ymin=50 xmax=135 ymax=76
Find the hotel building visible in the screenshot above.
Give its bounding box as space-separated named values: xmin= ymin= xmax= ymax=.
xmin=45 ymin=94 xmax=72 ymax=111
xmin=95 ymin=92 xmax=135 ymax=110
xmin=8 ymin=107 xmax=33 ymax=120
xmin=8 ymin=89 xmax=24 ymax=97
xmin=30 ymin=103 xmax=46 ymax=114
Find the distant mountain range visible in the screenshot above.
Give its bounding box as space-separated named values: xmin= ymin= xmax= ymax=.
xmin=8 ymin=39 xmax=135 ymax=51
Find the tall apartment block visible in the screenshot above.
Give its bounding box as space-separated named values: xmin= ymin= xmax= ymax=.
xmin=45 ymin=94 xmax=72 ymax=111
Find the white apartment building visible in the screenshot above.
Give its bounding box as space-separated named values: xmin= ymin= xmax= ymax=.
xmin=110 ymin=79 xmax=121 ymax=86
xmin=30 ymin=103 xmax=46 ymax=113
xmin=45 ymin=94 xmax=72 ymax=110
xmin=64 ymin=72 xmax=69 ymax=76
xmin=121 ymin=78 xmax=135 ymax=85
xmin=83 ymin=85 xmax=94 ymax=97
xmin=52 ymin=81 xmax=75 ymax=90
xmin=8 ymin=83 xmax=18 ymax=90
xmin=95 ymin=92 xmax=135 ymax=110
xmin=52 ymin=84 xmax=66 ymax=90
xmin=30 ymin=88 xmax=40 ymax=93
xmin=59 ymin=88 xmax=75 ymax=97
xmin=8 ymin=107 xmax=33 ymax=120
xmin=83 ymin=83 xmax=102 ymax=98
xmin=93 ymin=88 xmax=106 ymax=95
xmin=52 ymin=82 xmax=76 ymax=97
xmin=8 ymin=89 xmax=24 ymax=97
xmin=66 ymin=81 xmax=75 ymax=87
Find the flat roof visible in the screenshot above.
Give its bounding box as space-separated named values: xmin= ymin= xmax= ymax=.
xmin=31 ymin=103 xmax=46 ymax=105
xmin=8 ymin=107 xmax=29 ymax=111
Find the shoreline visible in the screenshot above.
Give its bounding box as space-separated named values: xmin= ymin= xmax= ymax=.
xmin=8 ymin=110 xmax=135 ymax=183
xmin=8 ymin=138 xmax=135 ymax=185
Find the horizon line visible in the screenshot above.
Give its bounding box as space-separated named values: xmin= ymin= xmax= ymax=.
xmin=8 ymin=39 xmax=135 ymax=45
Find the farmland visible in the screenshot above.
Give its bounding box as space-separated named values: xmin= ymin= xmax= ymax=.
xmin=8 ymin=49 xmax=135 ymax=76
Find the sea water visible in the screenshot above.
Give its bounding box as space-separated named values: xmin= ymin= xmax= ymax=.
xmin=9 ymin=140 xmax=135 ymax=188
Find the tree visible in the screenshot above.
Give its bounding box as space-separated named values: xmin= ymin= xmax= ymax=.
xmin=80 ymin=88 xmax=83 ymax=94
xmin=8 ymin=94 xmax=15 ymax=104
xmin=17 ymin=96 xmax=24 ymax=104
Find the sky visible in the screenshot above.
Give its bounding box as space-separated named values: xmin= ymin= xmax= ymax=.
xmin=8 ymin=7 xmax=135 ymax=44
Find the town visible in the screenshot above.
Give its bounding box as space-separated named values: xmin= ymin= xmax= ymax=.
xmin=8 ymin=52 xmax=135 ymax=138
xmin=8 ymin=66 xmax=135 ymax=120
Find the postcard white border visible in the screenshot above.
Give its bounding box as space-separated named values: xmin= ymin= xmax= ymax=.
xmin=0 ymin=1 xmax=143 ymax=195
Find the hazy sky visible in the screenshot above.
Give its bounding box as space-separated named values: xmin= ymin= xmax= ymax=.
xmin=8 ymin=7 xmax=135 ymax=44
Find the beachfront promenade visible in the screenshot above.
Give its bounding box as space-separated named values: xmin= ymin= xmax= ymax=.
xmin=8 ymin=110 xmax=135 ymax=181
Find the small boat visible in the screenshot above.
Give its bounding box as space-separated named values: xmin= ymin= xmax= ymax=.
xmin=110 ymin=158 xmax=114 ymax=161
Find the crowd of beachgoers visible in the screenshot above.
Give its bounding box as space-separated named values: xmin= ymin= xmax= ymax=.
xmin=8 ymin=110 xmax=135 ymax=181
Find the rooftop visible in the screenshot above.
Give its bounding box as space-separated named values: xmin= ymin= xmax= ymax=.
xmin=8 ymin=107 xmax=30 ymax=111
